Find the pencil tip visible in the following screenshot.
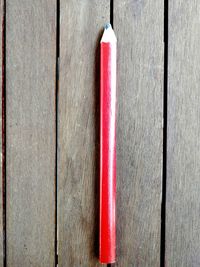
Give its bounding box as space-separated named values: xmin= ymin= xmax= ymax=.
xmin=104 ymin=23 xmax=112 ymax=30
xmin=101 ymin=23 xmax=116 ymax=43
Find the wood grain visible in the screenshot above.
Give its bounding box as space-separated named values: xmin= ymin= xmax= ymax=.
xmin=0 ymin=0 xmax=3 ymax=266
xmin=114 ymin=1 xmax=163 ymax=266
xmin=166 ymin=1 xmax=200 ymax=266
xmin=58 ymin=1 xmax=109 ymax=266
xmin=6 ymin=1 xmax=56 ymax=266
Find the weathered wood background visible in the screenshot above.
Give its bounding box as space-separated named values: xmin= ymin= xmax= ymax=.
xmin=0 ymin=0 xmax=199 ymax=266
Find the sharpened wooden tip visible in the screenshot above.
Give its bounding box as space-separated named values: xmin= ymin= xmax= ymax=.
xmin=101 ymin=23 xmax=117 ymax=43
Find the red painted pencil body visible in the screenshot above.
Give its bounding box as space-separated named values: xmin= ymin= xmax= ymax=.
xmin=99 ymin=25 xmax=117 ymax=264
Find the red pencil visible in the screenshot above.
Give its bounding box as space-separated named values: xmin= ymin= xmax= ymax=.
xmin=99 ymin=23 xmax=117 ymax=264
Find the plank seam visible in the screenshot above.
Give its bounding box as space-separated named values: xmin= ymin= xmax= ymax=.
xmin=2 ymin=0 xmax=6 ymax=265
xmin=110 ymin=0 xmax=113 ymax=28
xmin=160 ymin=0 xmax=168 ymax=266
xmin=55 ymin=0 xmax=60 ymax=266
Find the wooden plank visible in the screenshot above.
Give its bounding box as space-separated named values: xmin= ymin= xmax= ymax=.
xmin=58 ymin=1 xmax=109 ymax=266
xmin=166 ymin=1 xmax=200 ymax=266
xmin=6 ymin=1 xmax=56 ymax=266
xmin=114 ymin=1 xmax=163 ymax=266
xmin=0 ymin=0 xmax=3 ymax=266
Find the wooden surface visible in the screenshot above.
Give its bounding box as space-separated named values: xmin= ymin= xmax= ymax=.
xmin=166 ymin=1 xmax=200 ymax=266
xmin=114 ymin=1 xmax=163 ymax=266
xmin=1 ymin=0 xmax=200 ymax=266
xmin=6 ymin=1 xmax=56 ymax=266
xmin=58 ymin=1 xmax=109 ymax=266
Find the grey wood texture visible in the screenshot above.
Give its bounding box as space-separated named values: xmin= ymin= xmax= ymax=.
xmin=0 ymin=0 xmax=3 ymax=266
xmin=6 ymin=1 xmax=56 ymax=266
xmin=114 ymin=1 xmax=163 ymax=266
xmin=166 ymin=1 xmax=200 ymax=266
xmin=58 ymin=1 xmax=109 ymax=266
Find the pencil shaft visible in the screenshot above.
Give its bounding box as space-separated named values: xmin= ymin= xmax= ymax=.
xmin=100 ymin=38 xmax=117 ymax=264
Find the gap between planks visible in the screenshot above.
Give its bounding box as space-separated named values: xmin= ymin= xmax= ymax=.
xmin=160 ymin=0 xmax=168 ymax=266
